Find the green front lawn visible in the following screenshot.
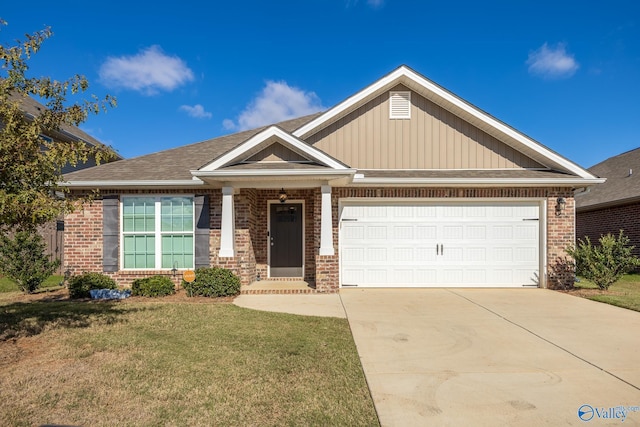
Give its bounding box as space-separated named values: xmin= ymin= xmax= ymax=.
xmin=0 ymin=274 xmax=64 ymax=294
xmin=0 ymin=298 xmax=379 ymax=426
xmin=573 ymin=273 xmax=640 ymax=312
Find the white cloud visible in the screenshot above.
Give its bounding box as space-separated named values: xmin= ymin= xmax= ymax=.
xmin=526 ymin=42 xmax=579 ymax=79
xmin=367 ymin=0 xmax=384 ymax=8
xmin=99 ymin=45 xmax=194 ymax=95
xmin=224 ymin=81 xmax=324 ymax=131
xmin=179 ymin=104 xmax=212 ymax=119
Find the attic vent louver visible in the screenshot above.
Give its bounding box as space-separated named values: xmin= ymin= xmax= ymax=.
xmin=389 ymin=91 xmax=411 ymax=119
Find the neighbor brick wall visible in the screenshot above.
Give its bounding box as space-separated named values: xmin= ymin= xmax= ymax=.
xmin=577 ymin=203 xmax=640 ymax=258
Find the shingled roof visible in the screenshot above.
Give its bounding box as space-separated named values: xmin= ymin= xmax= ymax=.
xmin=64 ymin=113 xmax=323 ymax=182
xmin=576 ymin=147 xmax=640 ymax=211
xmin=14 ymin=94 xmax=120 ymax=157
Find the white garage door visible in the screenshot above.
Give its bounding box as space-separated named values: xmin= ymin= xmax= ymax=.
xmin=340 ymin=202 xmax=540 ymax=288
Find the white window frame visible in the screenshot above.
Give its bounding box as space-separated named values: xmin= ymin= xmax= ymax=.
xmin=120 ymin=195 xmax=195 ymax=270
xmin=389 ymin=91 xmax=411 ymax=119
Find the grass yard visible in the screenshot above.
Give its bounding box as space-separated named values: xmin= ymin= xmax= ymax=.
xmin=0 ymin=275 xmax=64 ymax=295
xmin=571 ymin=273 xmax=640 ymax=312
xmin=0 ymin=296 xmax=379 ymax=426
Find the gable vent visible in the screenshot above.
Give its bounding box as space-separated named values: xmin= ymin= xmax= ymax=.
xmin=389 ymin=91 xmax=411 ymax=119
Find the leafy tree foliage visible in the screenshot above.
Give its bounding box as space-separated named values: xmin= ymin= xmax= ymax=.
xmin=0 ymin=230 xmax=60 ymax=293
xmin=0 ymin=19 xmax=117 ymax=233
xmin=567 ymin=231 xmax=640 ymax=290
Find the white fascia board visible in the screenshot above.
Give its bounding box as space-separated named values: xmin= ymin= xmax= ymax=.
xmin=62 ymin=179 xmax=205 ymax=188
xmin=293 ymin=65 xmax=597 ymax=180
xmin=200 ymin=126 xmax=347 ymax=172
xmin=193 ymin=169 xmax=357 ymax=178
xmin=350 ymin=177 xmax=606 ymax=187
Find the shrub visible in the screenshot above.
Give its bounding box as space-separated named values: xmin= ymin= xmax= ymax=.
xmin=68 ymin=272 xmax=117 ymax=298
xmin=183 ymin=267 xmax=241 ymax=297
xmin=566 ymin=231 xmax=640 ymax=290
xmin=131 ymin=275 xmax=175 ymax=297
xmin=0 ymin=231 xmax=60 ymax=293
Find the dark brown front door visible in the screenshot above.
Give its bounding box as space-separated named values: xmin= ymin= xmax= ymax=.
xmin=269 ymin=203 xmax=303 ymax=277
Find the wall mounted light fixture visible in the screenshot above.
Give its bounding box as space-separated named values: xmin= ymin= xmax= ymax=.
xmin=556 ymin=197 xmax=566 ymax=216
xmin=279 ymin=188 xmax=288 ymax=203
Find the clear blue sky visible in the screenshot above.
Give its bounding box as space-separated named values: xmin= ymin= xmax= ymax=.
xmin=2 ymin=1 xmax=639 ymax=168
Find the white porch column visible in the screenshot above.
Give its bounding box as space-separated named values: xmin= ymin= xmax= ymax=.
xmin=219 ymin=186 xmax=235 ymax=257
xmin=319 ymin=185 xmax=335 ymax=256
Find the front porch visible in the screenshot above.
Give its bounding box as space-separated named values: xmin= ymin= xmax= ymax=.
xmin=241 ymin=280 xmax=317 ymax=294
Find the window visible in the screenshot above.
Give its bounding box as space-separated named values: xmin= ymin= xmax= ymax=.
xmin=389 ymin=91 xmax=411 ymax=119
xmin=122 ymin=196 xmax=194 ymax=269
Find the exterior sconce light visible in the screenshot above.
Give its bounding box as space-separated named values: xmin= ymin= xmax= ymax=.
xmin=171 ymin=261 xmax=178 ymax=278
xmin=556 ymin=197 xmax=566 ymax=216
xmin=279 ymin=188 xmax=288 ymax=203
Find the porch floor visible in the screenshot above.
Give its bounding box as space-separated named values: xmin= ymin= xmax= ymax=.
xmin=241 ymin=280 xmax=317 ymax=294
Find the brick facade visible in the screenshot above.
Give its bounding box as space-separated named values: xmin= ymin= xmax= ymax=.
xmin=65 ymin=186 xmax=576 ymax=292
xmin=577 ymin=203 xmax=640 ymax=258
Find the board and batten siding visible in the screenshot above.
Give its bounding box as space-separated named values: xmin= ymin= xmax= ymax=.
xmin=305 ymin=84 xmax=543 ymax=170
xmin=245 ymin=142 xmax=308 ymax=163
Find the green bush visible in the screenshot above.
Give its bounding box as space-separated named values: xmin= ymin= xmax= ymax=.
xmin=68 ymin=272 xmax=117 ymax=298
xmin=567 ymin=231 xmax=640 ymax=290
xmin=0 ymin=231 xmax=60 ymax=293
xmin=183 ymin=267 xmax=241 ymax=297
xmin=131 ymin=275 xmax=175 ymax=297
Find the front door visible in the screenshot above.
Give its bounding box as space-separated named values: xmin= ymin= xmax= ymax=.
xmin=269 ymin=203 xmax=303 ymax=277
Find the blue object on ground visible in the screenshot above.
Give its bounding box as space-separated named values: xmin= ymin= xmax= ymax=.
xmin=89 ymin=289 xmax=132 ymax=300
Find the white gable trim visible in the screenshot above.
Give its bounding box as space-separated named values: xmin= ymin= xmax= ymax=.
xmin=199 ymin=126 xmax=347 ymax=172
xmin=293 ymin=65 xmax=597 ymax=180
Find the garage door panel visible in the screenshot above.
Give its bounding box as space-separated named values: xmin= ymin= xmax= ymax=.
xmin=340 ymin=202 xmax=540 ymax=288
xmin=366 ymin=226 xmax=387 ymax=239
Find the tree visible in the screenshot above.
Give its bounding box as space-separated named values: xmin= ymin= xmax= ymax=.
xmin=0 ymin=19 xmax=117 ymax=233
xmin=0 ymin=231 xmax=60 ymax=293
xmin=566 ymin=231 xmax=640 ymax=291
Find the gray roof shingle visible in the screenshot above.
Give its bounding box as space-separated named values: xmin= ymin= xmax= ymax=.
xmin=575 ymin=147 xmax=640 ymax=211
xmin=64 ymin=113 xmax=323 ymax=181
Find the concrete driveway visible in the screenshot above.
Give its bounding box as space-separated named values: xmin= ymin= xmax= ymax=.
xmin=340 ymin=288 xmax=640 ymax=426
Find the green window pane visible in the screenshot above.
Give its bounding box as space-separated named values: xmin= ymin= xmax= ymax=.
xmin=123 ymin=197 xmax=156 ymax=232
xmin=123 ymin=235 xmax=155 ymax=268
xmin=171 ymin=217 xmax=182 ymax=231
xmin=161 ymin=234 xmax=194 ymax=268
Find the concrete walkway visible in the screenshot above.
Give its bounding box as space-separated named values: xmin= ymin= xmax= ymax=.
xmin=341 ymin=288 xmax=640 ymax=426
xmin=233 ymin=293 xmax=346 ymax=318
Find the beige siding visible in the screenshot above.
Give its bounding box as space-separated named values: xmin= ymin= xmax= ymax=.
xmin=306 ymin=84 xmax=544 ymax=170
xmin=245 ymin=143 xmax=308 ymax=163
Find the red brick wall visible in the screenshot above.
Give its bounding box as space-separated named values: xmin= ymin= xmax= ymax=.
xmin=577 ymin=203 xmax=640 ymax=257
xmin=65 ymin=186 xmax=576 ymax=291
xmin=64 ymin=200 xmax=103 ymax=274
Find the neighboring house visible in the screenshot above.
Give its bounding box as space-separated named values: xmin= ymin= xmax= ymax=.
xmin=576 ymin=147 xmax=640 ymax=256
xmin=5 ymin=94 xmax=123 ymax=269
xmin=63 ymin=65 xmax=602 ymax=291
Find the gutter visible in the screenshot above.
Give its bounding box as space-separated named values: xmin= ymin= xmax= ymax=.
xmin=350 ymin=177 xmax=606 ymax=187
